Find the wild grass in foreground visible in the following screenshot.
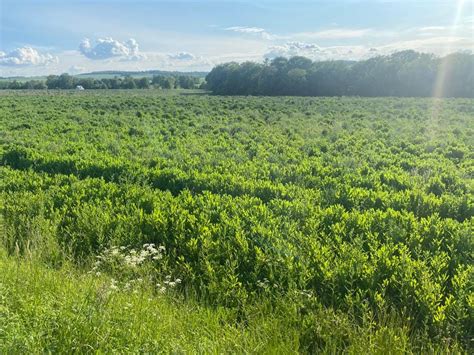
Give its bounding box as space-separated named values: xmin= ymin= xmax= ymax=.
xmin=0 ymin=248 xmax=466 ymax=354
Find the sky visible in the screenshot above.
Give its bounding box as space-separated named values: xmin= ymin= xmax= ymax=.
xmin=0 ymin=0 xmax=473 ymax=76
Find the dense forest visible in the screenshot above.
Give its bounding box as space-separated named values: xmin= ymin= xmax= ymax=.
xmin=205 ymin=50 xmax=474 ymax=98
xmin=0 ymin=73 xmax=203 ymax=90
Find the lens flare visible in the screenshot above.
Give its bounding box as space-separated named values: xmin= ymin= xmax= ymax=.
xmin=430 ymin=0 xmax=467 ymax=129
xmin=432 ymin=0 xmax=467 ymax=99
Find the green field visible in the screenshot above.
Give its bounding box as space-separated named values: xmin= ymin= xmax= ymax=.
xmin=1 ymin=91 xmax=473 ymax=353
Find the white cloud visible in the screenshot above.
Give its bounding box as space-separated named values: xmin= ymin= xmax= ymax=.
xmin=225 ymin=26 xmax=274 ymax=40
xmin=226 ymin=26 xmax=266 ymax=34
xmin=294 ymin=28 xmax=373 ymax=40
xmin=0 ymin=47 xmax=57 ymax=66
xmin=79 ymin=37 xmax=146 ymax=60
xmin=264 ymin=42 xmax=382 ymax=61
xmin=263 ymin=31 xmax=474 ymax=62
xmin=168 ymin=52 xmax=196 ymax=60
xmin=380 ymin=36 xmax=474 ymax=55
xmin=264 ymin=42 xmax=322 ymax=60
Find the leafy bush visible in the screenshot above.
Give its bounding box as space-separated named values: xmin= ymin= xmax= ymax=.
xmin=0 ymin=91 xmax=472 ymax=351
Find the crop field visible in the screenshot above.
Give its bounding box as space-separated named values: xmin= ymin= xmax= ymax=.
xmin=0 ymin=91 xmax=473 ymax=352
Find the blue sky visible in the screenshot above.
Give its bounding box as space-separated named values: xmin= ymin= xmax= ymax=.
xmin=1 ymin=0 xmax=473 ymax=76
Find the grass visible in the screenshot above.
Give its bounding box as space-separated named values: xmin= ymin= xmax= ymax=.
xmin=0 ymin=248 xmax=467 ymax=353
xmin=0 ymin=249 xmax=298 ymax=353
xmin=1 ymin=91 xmax=472 ymax=353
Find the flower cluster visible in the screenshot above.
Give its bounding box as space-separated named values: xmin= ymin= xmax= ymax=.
xmin=90 ymin=243 xmax=181 ymax=294
xmin=92 ymin=243 xmax=166 ymax=273
xmin=156 ymin=275 xmax=182 ymax=293
xmin=123 ymin=244 xmax=165 ymax=267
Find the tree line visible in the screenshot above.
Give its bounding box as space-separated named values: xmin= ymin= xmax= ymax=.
xmin=0 ymin=74 xmax=203 ymax=90
xmin=205 ymin=50 xmax=474 ymax=97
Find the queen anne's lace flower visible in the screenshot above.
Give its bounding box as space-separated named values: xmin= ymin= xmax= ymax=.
xmin=92 ymin=243 xmax=180 ymax=295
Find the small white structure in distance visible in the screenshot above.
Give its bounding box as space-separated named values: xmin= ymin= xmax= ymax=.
xmin=76 ymin=85 xmax=85 ymax=90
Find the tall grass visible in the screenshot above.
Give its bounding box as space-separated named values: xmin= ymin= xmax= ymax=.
xmin=0 ymin=247 xmax=466 ymax=353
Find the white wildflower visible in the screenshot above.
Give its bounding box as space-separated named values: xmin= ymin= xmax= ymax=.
xmin=110 ymin=279 xmax=119 ymax=291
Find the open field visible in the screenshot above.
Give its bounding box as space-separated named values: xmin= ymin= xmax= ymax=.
xmin=1 ymin=91 xmax=473 ymax=352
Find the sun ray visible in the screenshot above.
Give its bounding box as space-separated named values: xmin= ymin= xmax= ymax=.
xmin=429 ymin=0 xmax=467 ymax=132
xmin=432 ymin=0 xmax=467 ymax=99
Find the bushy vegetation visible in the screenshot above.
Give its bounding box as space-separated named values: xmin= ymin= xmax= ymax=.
xmin=1 ymin=91 xmax=473 ymax=352
xmin=206 ymin=50 xmax=474 ymax=97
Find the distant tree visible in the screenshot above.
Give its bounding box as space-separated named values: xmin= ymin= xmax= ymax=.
xmin=136 ymin=77 xmax=150 ymax=89
xmin=46 ymin=75 xmax=60 ymax=89
xmin=437 ymin=52 xmax=474 ymax=98
xmin=177 ymin=75 xmax=195 ymax=89
xmin=122 ymin=76 xmax=137 ymax=89
xmin=151 ymin=75 xmax=162 ymax=87
xmin=161 ymin=77 xmax=176 ymax=89
xmin=1 ymin=74 xmax=204 ymax=91
xmin=25 ymin=80 xmax=47 ymax=90
xmin=205 ymin=51 xmax=474 ymax=98
xmin=77 ymin=78 xmax=95 ymax=89
xmin=7 ymin=81 xmax=22 ymax=90
xmin=287 ymin=68 xmax=307 ymax=95
xmin=58 ymin=73 xmax=74 ymax=89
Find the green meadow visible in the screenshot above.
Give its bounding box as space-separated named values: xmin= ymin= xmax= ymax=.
xmin=1 ymin=91 xmax=472 ymax=353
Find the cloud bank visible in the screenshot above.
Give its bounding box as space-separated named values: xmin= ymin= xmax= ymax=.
xmin=264 ymin=41 xmax=385 ymax=62
xmin=0 ymin=47 xmax=57 ymax=66
xmin=168 ymin=52 xmax=196 ymax=60
xmin=225 ymin=26 xmax=274 ymax=40
xmin=79 ymin=38 xmax=145 ymax=60
xmin=264 ymin=42 xmax=322 ymax=60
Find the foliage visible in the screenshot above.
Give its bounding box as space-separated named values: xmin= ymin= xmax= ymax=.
xmin=0 ymin=73 xmax=202 ymax=90
xmin=206 ymin=51 xmax=474 ymax=97
xmin=0 ymin=91 xmax=473 ymax=351
xmin=4 ymin=250 xmax=464 ymax=353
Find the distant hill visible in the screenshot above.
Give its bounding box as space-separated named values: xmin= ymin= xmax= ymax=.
xmin=0 ymin=70 xmax=208 ymax=82
xmin=76 ymin=70 xmax=208 ymax=79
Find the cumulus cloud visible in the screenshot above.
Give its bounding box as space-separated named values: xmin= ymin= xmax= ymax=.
xmin=225 ymin=26 xmax=274 ymax=40
xmin=264 ymin=42 xmax=322 ymax=60
xmin=168 ymin=52 xmax=196 ymax=60
xmin=264 ymin=33 xmax=474 ymax=63
xmin=0 ymin=47 xmax=57 ymax=66
xmin=264 ymin=42 xmax=379 ymax=61
xmin=79 ymin=37 xmax=146 ymax=60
